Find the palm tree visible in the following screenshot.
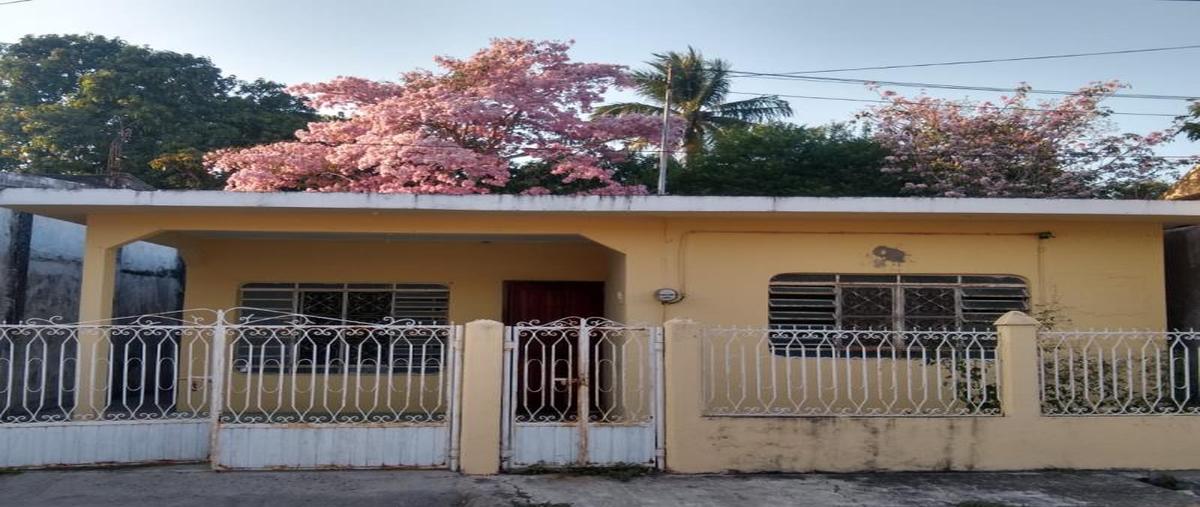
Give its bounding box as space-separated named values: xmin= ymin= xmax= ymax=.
xmin=594 ymin=47 xmax=793 ymax=164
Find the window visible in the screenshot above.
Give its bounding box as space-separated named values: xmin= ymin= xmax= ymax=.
xmin=768 ymin=274 xmax=1029 ymax=331
xmin=236 ymin=283 xmax=450 ymax=372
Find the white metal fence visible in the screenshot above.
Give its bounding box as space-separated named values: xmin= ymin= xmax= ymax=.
xmin=0 ymin=315 xmax=215 ymax=424
xmin=700 ymin=327 xmax=1002 ymax=416
xmin=221 ymin=317 xmax=458 ymax=424
xmin=1039 ymin=331 xmax=1200 ymax=415
xmin=0 ymin=310 xmax=463 ymax=469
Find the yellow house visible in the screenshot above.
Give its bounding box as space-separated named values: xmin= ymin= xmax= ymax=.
xmin=0 ymin=190 xmax=1185 ymax=328
xmin=3 ymin=189 xmax=1200 ymax=474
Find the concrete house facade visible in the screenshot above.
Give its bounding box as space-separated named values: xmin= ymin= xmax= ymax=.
xmin=1 ymin=189 xmax=1199 ymax=474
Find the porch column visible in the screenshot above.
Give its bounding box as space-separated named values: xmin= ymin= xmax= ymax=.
xmin=73 ymin=227 xmax=120 ymax=419
xmin=994 ymin=311 xmax=1042 ymax=419
xmin=458 ymin=319 xmax=504 ymax=474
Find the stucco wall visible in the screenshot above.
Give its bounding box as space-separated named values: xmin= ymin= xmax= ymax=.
xmin=665 ymin=219 xmax=1165 ymax=329
xmin=78 ymin=211 xmax=1168 ymax=331
xmin=177 ymin=238 xmax=610 ymax=322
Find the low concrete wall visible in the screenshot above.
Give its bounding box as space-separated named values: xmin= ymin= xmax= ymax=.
xmin=663 ymin=315 xmax=1200 ymax=473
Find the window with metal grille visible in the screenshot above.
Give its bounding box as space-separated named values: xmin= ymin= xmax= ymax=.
xmin=768 ymin=274 xmax=1028 ymax=331
xmin=235 ymin=283 xmax=450 ymax=372
xmin=767 ymin=274 xmax=1026 ymax=355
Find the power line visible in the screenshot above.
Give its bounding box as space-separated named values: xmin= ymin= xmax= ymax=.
xmin=758 ymin=43 xmax=1200 ymax=75
xmin=0 ymin=0 xmax=33 ymax=5
xmin=297 ymin=140 xmax=673 ymax=153
xmin=725 ymin=91 xmax=1184 ymax=117
xmin=290 ymin=140 xmax=1196 ymax=159
xmin=725 ymin=72 xmax=1199 ymax=101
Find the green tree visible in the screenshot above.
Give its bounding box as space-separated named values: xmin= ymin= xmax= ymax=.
xmin=594 ymin=47 xmax=792 ymax=163
xmin=0 ymin=34 xmax=316 ymax=189
xmin=671 ymin=123 xmax=902 ymax=197
xmin=1182 ymin=101 xmax=1200 ymax=142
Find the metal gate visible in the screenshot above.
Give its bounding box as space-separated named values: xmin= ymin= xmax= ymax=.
xmin=0 ymin=309 xmax=464 ymax=470
xmin=501 ymin=317 xmax=663 ymax=469
xmin=212 ymin=310 xmax=463 ymax=470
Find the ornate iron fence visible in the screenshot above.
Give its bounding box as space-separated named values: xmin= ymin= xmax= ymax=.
xmin=0 ymin=313 xmax=214 ymax=424
xmin=1039 ymin=331 xmax=1200 ymax=415
xmin=700 ymin=327 xmax=1002 ymax=416
xmin=221 ymin=310 xmax=459 ymax=424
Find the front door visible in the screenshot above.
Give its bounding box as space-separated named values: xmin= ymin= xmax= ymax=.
xmin=503 ymin=281 xmax=604 ymax=422
xmin=502 ymin=281 xmax=604 ymax=325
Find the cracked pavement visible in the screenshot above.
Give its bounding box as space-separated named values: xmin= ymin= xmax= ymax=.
xmin=3 ymin=466 xmax=1199 ymax=506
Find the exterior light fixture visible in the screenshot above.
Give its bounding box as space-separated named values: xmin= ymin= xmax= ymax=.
xmin=654 ymin=288 xmax=684 ymax=304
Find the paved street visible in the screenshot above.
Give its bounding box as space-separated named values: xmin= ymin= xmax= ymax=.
xmin=3 ymin=466 xmax=1199 ymax=506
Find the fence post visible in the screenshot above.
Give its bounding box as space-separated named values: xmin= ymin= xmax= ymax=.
xmin=458 ymin=319 xmax=504 ymax=475
xmin=208 ymin=309 xmax=227 ymax=470
xmin=994 ymin=311 xmax=1042 ymax=419
xmin=662 ymin=318 xmax=702 ymax=473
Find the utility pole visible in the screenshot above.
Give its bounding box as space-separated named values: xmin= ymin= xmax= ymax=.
xmin=656 ymin=66 xmax=672 ymax=196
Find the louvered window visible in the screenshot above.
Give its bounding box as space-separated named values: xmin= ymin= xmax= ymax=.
xmin=236 ymin=283 xmax=450 ymax=372
xmin=768 ymin=274 xmax=1028 ymax=331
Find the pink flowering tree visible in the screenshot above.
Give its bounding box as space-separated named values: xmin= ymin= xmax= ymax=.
xmin=205 ymin=39 xmax=673 ymax=195
xmin=858 ymin=81 xmax=1190 ymax=198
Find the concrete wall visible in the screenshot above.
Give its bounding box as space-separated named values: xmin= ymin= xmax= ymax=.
xmin=0 ymin=213 xmax=184 ymax=321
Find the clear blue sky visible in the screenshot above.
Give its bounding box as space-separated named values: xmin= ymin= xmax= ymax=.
xmin=2 ymin=0 xmax=1198 ymax=155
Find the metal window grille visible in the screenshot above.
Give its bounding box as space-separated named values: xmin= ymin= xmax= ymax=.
xmin=767 ymin=274 xmax=1026 ymax=358
xmin=768 ymin=274 xmax=1029 ymax=331
xmin=236 ymin=283 xmax=450 ymax=372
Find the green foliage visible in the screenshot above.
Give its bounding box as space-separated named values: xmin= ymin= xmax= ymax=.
xmin=1182 ymin=102 xmax=1200 ymax=143
xmin=504 ymin=155 xmax=665 ymax=195
xmin=594 ymin=47 xmax=792 ymax=163
xmin=0 ymin=34 xmax=316 ymax=188
xmin=670 ymin=123 xmax=902 ymax=197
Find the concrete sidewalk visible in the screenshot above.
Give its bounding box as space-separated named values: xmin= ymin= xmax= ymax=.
xmin=2 ymin=466 xmax=1198 ymax=506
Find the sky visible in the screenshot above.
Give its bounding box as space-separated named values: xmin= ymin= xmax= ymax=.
xmin=1 ymin=0 xmax=1198 ymax=156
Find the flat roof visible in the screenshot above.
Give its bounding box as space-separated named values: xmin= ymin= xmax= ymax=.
xmin=3 ymin=188 xmax=1200 ymax=224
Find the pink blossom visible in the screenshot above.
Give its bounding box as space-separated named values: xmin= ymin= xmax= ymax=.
xmin=861 ymin=81 xmax=1188 ymax=198
xmin=206 ymin=39 xmax=672 ymax=195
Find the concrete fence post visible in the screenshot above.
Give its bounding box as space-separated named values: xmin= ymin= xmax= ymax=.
xmin=458 ymin=319 xmax=504 ymax=475
xmin=662 ymin=318 xmax=702 ymax=473
xmin=994 ymin=311 xmax=1043 ymax=419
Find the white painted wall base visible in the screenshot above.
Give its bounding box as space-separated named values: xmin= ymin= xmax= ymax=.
xmin=214 ymin=424 xmax=449 ymax=469
xmin=0 ymin=420 xmax=209 ymax=468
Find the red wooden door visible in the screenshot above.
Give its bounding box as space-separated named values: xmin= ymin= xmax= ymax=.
xmin=503 ymin=281 xmax=605 ymax=325
xmin=504 ymin=281 xmax=604 ymax=422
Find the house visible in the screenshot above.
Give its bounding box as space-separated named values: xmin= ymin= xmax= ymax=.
xmin=1 ymin=189 xmax=1200 ymax=474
